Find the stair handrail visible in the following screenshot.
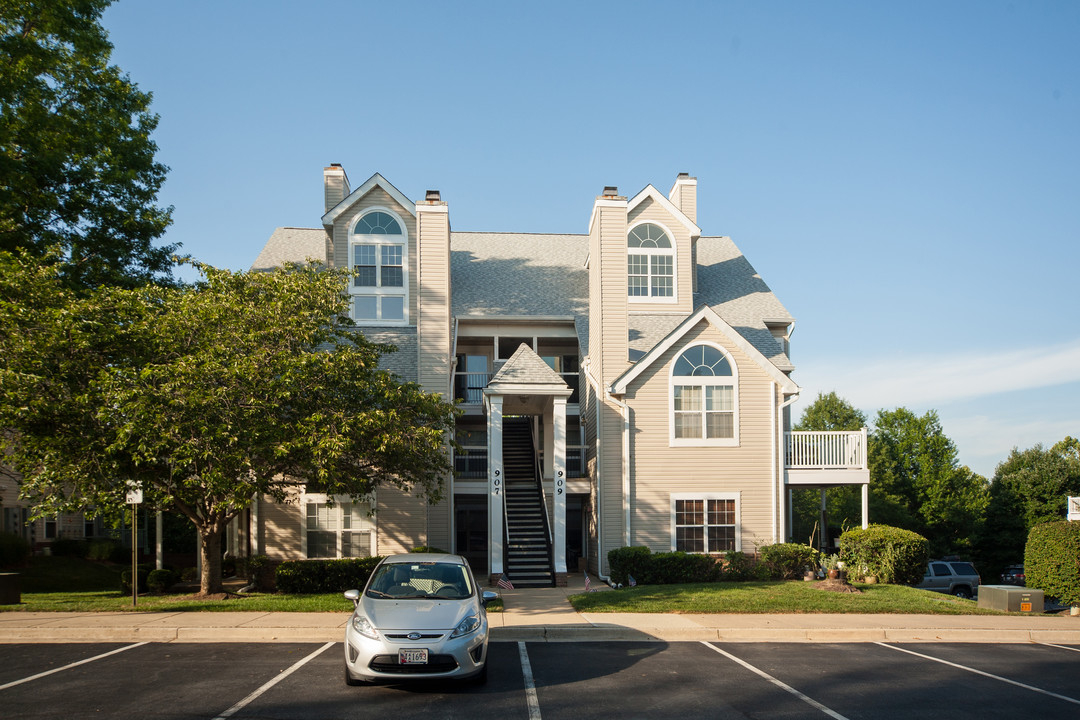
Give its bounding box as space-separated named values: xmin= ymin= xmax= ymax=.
xmin=529 ymin=423 xmax=554 ymax=547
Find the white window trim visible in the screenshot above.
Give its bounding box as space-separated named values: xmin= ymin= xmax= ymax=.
xmin=349 ymin=206 xmax=410 ymax=326
xmin=668 ymin=341 xmax=739 ymax=447
xmin=627 ymin=219 xmax=678 ymax=304
xmin=300 ymin=492 xmax=376 ymax=559
xmin=670 ymin=492 xmax=741 ymax=553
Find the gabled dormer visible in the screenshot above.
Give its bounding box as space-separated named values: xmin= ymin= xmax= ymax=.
xmin=625 ymin=179 xmax=701 ymax=315
xmin=321 ymin=169 xmax=417 ymax=326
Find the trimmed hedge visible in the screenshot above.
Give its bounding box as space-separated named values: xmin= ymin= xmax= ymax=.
xmin=49 ymin=537 xmax=89 ymax=558
xmin=838 ymin=524 xmax=928 ymax=584
xmin=608 ymin=546 xmax=762 ymax=585
xmin=759 ymin=543 xmax=822 ymax=580
xmin=275 ymin=556 xmax=384 ymax=594
xmin=0 ymin=533 xmax=31 ymax=567
xmin=1026 ymin=521 xmax=1080 ymax=607
xmin=147 ymin=568 xmax=178 ymax=594
xmin=410 ymin=546 xmax=448 ymax=554
xmin=120 ymin=564 xmax=153 ymax=594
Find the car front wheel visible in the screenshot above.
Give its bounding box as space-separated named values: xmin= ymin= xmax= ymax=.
xmin=953 ymin=586 xmax=972 ymax=599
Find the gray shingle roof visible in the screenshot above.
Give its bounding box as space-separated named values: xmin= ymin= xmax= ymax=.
xmin=488 ymin=343 xmax=569 ymax=389
xmin=252 ymin=227 xmax=793 ymax=371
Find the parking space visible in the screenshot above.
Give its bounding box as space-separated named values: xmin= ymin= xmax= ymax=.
xmin=1 ymin=641 xmax=1078 ymax=719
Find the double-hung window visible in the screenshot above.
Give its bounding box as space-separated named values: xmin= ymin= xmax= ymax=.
xmin=305 ymin=500 xmax=374 ymax=558
xmin=628 ymin=222 xmax=674 ymax=300
xmin=350 ymin=210 xmax=408 ymax=323
xmin=671 ymin=343 xmax=738 ymax=445
xmin=672 ymin=494 xmax=739 ymax=553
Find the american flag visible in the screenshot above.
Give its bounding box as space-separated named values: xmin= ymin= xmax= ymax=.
xmin=628 ymin=574 xmax=637 ymax=587
xmin=584 ymin=573 xmax=592 ymax=592
xmin=497 ymin=574 xmax=514 ymax=590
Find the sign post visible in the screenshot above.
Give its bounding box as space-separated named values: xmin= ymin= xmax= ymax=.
xmin=125 ymin=483 xmax=143 ymax=607
xmin=1068 ymin=496 xmax=1080 ymax=522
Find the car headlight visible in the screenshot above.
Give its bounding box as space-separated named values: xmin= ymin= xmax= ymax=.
xmin=351 ymin=614 xmax=379 ymax=640
xmin=450 ymin=614 xmax=481 ymax=639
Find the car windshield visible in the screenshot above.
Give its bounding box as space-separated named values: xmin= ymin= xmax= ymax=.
xmin=365 ymin=561 xmax=474 ymax=600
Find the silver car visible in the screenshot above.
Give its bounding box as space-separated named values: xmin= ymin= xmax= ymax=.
xmin=343 ymin=553 xmax=496 ymax=685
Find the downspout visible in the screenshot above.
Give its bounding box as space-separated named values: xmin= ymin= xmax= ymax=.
xmin=581 ymin=359 xmax=611 ymax=582
xmin=777 ymin=390 xmax=801 ymax=544
xmin=605 ymin=389 xmax=631 ymax=550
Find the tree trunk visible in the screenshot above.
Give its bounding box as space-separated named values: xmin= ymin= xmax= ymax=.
xmin=199 ymin=528 xmax=224 ymax=595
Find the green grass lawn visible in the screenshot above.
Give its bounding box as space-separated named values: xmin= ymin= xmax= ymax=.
xmin=568 ymin=580 xmax=1010 ymax=615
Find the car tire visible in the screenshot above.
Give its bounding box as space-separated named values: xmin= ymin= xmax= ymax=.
xmin=953 ymin=586 xmax=972 ymax=599
xmin=344 ymin=665 xmax=364 ymax=687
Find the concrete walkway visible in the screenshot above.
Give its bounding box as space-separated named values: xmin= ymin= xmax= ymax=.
xmin=2 ymin=573 xmax=1079 ymax=644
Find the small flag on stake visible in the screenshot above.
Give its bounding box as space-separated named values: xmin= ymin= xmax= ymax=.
xmin=584 ymin=573 xmax=592 ymax=592
xmin=497 ymin=574 xmax=514 ymax=590
xmin=628 ymin=574 xmax=637 ymax=587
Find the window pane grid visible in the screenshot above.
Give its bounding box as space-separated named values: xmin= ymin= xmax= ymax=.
xmin=676 ymin=498 xmax=736 ymax=553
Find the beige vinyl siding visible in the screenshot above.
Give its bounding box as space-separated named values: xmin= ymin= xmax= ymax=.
xmin=621 ymin=321 xmax=778 ymax=554
xmin=427 ymin=494 xmax=451 ymax=553
xmin=260 ymin=495 xmax=302 ymax=560
xmin=332 ymin=187 xmax=419 ymax=324
xmin=416 ymin=207 xmax=451 ymax=395
xmin=627 ymin=196 xmax=693 ymax=315
xmin=374 ymin=485 xmax=428 ymax=555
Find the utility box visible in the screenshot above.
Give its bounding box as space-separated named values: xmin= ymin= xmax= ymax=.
xmin=0 ymin=573 xmax=20 ymax=605
xmin=978 ymin=584 xmax=1044 ymax=613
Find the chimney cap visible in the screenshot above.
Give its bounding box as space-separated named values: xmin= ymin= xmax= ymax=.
xmin=425 ymin=189 xmax=441 ymax=201
xmin=677 ymin=172 xmax=689 ymax=178
xmin=331 ymin=163 xmax=342 ymax=167
xmin=602 ymin=186 xmax=618 ymax=197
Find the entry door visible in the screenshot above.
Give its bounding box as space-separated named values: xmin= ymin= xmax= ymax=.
xmin=454 ymin=496 xmax=489 ymax=575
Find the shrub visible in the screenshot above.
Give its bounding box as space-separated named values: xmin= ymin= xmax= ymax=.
xmin=607 ymin=546 xmax=654 ymax=585
xmin=648 ymin=551 xmax=722 ymax=584
xmin=1026 ymin=521 xmax=1080 ymax=607
xmin=759 ymin=543 xmax=821 ymax=580
xmin=839 ymin=524 xmax=928 ymax=584
xmin=275 ymin=556 xmax=384 ymax=594
xmin=720 ymin=550 xmax=757 ymax=581
xmin=0 ymin=533 xmax=31 ymax=567
xmin=410 ymin=546 xmax=447 ymax=554
xmin=180 ymin=566 xmax=198 ymax=583
xmin=147 ymin=568 xmax=178 ymax=594
xmin=240 ymin=555 xmax=275 ymax=591
xmin=120 ymin=564 xmax=153 ymax=594
xmin=49 ymin=537 xmax=88 ymax=558
xmin=87 ymin=539 xmax=122 ymax=562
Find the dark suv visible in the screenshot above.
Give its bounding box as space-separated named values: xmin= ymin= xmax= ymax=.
xmin=916 ymin=559 xmax=981 ymax=599
xmin=1000 ymin=564 xmax=1025 ymax=586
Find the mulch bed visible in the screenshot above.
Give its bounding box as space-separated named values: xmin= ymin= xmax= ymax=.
xmin=814 ymin=579 xmax=863 ymax=594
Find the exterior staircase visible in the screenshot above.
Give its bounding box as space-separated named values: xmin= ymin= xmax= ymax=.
xmin=502 ymin=418 xmax=554 ymax=588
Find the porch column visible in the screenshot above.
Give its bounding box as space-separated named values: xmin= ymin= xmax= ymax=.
xmin=543 ymin=412 xmax=555 ymax=480
xmin=553 ymin=396 xmax=567 ymax=574
xmin=488 ymin=395 xmax=505 ymax=578
xmin=861 ymin=483 xmax=869 ymax=529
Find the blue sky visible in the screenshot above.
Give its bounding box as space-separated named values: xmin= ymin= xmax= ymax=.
xmin=100 ymin=1 xmax=1079 ymax=478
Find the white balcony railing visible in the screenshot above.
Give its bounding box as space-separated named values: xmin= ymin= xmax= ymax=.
xmin=784 ymin=429 xmax=867 ymax=471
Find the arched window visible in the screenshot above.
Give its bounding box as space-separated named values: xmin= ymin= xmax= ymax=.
xmin=350 ymin=210 xmax=408 ymax=323
xmin=627 ymin=222 xmax=674 ymax=299
xmin=670 ymin=343 xmax=738 ymax=445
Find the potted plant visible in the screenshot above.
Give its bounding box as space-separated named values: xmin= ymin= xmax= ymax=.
xmin=824 ymin=554 xmax=841 ymax=580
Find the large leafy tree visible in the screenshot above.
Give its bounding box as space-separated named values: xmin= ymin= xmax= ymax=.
xmin=868 ymin=408 xmax=989 ymax=556
xmin=0 ymin=0 xmax=176 ymax=289
xmin=790 ymin=392 xmax=867 ymax=547
xmin=977 ymin=437 xmax=1080 ymax=575
xmin=0 ymin=252 xmax=458 ymax=594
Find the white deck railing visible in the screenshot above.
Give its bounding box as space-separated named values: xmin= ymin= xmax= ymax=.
xmin=784 ymin=429 xmax=868 ymax=470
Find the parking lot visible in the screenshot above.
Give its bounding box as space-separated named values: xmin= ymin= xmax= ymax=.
xmin=2 ymin=640 xmax=1079 ymax=719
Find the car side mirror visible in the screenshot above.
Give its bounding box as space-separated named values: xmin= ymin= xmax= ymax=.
xmin=481 ymin=590 xmax=498 ymax=607
xmin=344 ymin=589 xmax=360 ymax=606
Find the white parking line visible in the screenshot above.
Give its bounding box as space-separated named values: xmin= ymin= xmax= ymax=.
xmin=518 ymin=641 xmax=542 ymax=720
xmin=1040 ymin=642 xmax=1080 ymax=654
xmin=0 ymin=642 xmax=149 ymax=691
xmin=212 ymin=642 xmax=335 ymax=720
xmin=702 ymin=642 xmax=850 ymax=720
xmin=876 ymin=642 xmax=1080 ymax=706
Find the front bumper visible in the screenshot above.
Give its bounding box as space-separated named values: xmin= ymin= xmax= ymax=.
xmin=344 ymin=624 xmax=488 ymax=681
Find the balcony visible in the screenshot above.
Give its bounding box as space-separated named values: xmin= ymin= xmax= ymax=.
xmin=453 ymin=446 xmax=584 ymax=480
xmin=453 ymin=371 xmax=579 ymax=406
xmin=784 ymin=429 xmax=869 ymax=486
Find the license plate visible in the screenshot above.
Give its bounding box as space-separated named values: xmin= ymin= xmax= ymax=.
xmin=399 ymin=648 xmax=429 ymax=665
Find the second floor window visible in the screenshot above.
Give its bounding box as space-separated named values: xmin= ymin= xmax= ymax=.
xmin=350 ymin=210 xmax=407 ymax=323
xmin=628 ymin=222 xmax=674 ymax=299
xmin=671 ymin=343 xmax=738 ymax=445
